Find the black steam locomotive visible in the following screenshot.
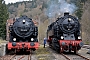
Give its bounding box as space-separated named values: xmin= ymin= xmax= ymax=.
xmin=9 ymin=16 xmax=38 ymax=42
xmin=7 ymin=16 xmax=39 ymax=52
xmin=47 ymin=13 xmax=83 ymax=53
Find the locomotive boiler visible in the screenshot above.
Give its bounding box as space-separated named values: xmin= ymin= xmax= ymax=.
xmin=7 ymin=16 xmax=39 ymax=53
xmin=47 ymin=12 xmax=83 ymax=53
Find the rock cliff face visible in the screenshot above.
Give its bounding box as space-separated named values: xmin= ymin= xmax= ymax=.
xmin=81 ymin=0 xmax=90 ymax=44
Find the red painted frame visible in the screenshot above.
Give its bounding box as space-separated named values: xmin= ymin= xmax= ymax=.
xmin=7 ymin=42 xmax=39 ymax=50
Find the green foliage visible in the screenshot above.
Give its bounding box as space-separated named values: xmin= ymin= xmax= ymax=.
xmin=0 ymin=0 xmax=9 ymax=39
xmin=81 ymin=0 xmax=87 ymax=4
xmin=41 ymin=1 xmax=48 ymax=10
xmin=31 ymin=0 xmax=37 ymax=8
xmin=71 ymin=0 xmax=87 ymax=20
xmin=75 ymin=8 xmax=83 ymax=20
xmin=85 ymin=40 xmax=89 ymax=45
xmin=24 ymin=9 xmax=28 ymax=12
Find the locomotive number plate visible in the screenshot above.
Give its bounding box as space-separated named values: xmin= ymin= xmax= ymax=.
xmin=21 ymin=29 xmax=27 ymax=31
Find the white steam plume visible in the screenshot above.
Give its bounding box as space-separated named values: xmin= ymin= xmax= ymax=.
xmin=46 ymin=0 xmax=77 ymax=18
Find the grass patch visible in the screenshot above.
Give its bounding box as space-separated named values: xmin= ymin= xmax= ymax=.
xmin=37 ymin=56 xmax=47 ymax=60
xmin=0 ymin=39 xmax=7 ymax=44
xmin=85 ymin=41 xmax=89 ymax=45
xmin=37 ymin=55 xmax=55 ymax=60
xmin=36 ymin=45 xmax=56 ymax=60
xmin=36 ymin=45 xmax=50 ymax=55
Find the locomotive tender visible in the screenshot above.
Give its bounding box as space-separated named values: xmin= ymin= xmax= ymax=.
xmin=47 ymin=12 xmax=83 ymax=53
xmin=7 ymin=16 xmax=39 ymax=52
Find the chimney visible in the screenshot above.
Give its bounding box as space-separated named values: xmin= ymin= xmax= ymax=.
xmin=64 ymin=12 xmax=69 ymax=16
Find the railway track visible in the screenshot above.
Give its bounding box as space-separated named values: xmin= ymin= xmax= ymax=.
xmin=1 ymin=54 xmax=32 ymax=60
xmin=61 ymin=53 xmax=90 ymax=60
xmin=45 ymin=47 xmax=90 ymax=60
xmin=9 ymin=54 xmax=16 ymax=60
xmin=28 ymin=50 xmax=32 ymax=60
xmin=1 ymin=50 xmax=32 ymax=60
xmin=1 ymin=54 xmax=31 ymax=60
xmin=10 ymin=55 xmax=31 ymax=60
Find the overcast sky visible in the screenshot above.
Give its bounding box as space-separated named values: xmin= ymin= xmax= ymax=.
xmin=4 ymin=0 xmax=32 ymax=4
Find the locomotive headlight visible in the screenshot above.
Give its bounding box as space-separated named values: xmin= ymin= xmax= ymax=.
xmin=31 ymin=38 xmax=34 ymax=41
xmin=13 ymin=38 xmax=16 ymax=41
xmin=23 ymin=19 xmax=26 ymax=23
xmin=61 ymin=36 xmax=64 ymax=39
xmin=68 ymin=18 xmax=72 ymax=21
xmin=78 ymin=36 xmax=81 ymax=39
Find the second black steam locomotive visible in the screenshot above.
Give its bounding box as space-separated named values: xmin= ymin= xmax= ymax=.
xmin=7 ymin=16 xmax=39 ymax=52
xmin=47 ymin=12 xmax=83 ymax=53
